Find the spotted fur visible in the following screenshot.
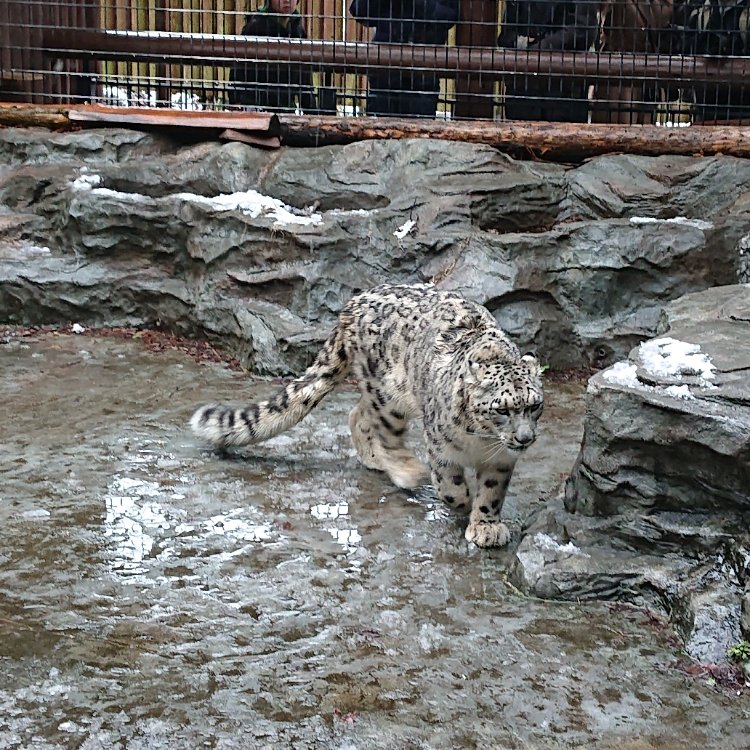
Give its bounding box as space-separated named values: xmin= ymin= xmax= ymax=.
xmin=190 ymin=283 xmax=544 ymax=547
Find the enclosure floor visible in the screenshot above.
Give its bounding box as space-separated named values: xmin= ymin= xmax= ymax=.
xmin=1 ymin=333 xmax=747 ymax=749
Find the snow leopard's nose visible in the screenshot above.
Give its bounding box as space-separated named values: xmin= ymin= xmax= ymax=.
xmin=514 ymin=425 xmax=535 ymax=446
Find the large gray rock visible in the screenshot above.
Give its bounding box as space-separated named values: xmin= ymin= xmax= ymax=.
xmin=1 ymin=129 xmax=748 ymax=373
xmin=568 ymin=284 xmax=750 ymax=516
xmin=513 ymin=285 xmax=750 ymax=662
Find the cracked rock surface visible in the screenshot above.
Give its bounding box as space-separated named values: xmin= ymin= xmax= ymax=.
xmin=1 ymin=128 xmax=747 ymax=373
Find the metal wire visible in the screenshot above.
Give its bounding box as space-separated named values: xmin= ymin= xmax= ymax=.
xmin=1 ymin=0 xmax=748 ymax=123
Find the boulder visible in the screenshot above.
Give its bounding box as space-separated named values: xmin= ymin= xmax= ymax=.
xmin=513 ymin=285 xmax=750 ymax=662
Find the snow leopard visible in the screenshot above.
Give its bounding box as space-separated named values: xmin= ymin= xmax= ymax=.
xmin=190 ymin=283 xmax=544 ymax=548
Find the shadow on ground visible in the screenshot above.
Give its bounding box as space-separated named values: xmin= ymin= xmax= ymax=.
xmin=1 ymin=333 xmax=748 ymax=749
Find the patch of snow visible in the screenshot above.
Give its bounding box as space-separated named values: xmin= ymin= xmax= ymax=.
xmin=629 ymin=216 xmax=714 ymax=231
xmin=311 ymin=502 xmax=349 ymax=520
xmin=601 ymin=361 xmax=639 ymax=388
xmin=70 ymin=176 xmax=322 ymax=228
xmin=71 ymin=173 xmax=102 ymax=190
xmin=22 ymin=508 xmax=51 ymax=520
xmin=71 ymin=323 xmax=86 ymax=334
xmin=534 ymin=533 xmax=589 ymax=557
xmin=328 ymin=208 xmax=372 ymax=217
xmin=326 ymin=527 xmax=362 ymax=549
xmin=337 ymin=104 xmax=362 ymax=117
xmin=417 ymin=622 xmax=446 ymax=652
xmin=101 ymin=85 xmax=130 ymax=106
xmin=663 ymin=384 xmax=695 ymax=400
xmin=133 ymin=89 xmax=157 ymax=107
xmin=394 ymin=219 xmax=416 ymax=239
xmin=58 ymin=721 xmax=83 ymax=733
xmin=170 ymin=91 xmax=203 ymax=111
xmin=176 ymin=189 xmax=323 ymax=227
xmin=99 ymin=86 xmax=158 ymax=108
xmin=639 ymin=337 xmax=716 ymax=385
xmin=598 ymin=337 xmax=718 ymax=401
xmin=204 ymin=513 xmax=275 ymax=542
xmin=23 ymin=244 xmax=51 ymax=256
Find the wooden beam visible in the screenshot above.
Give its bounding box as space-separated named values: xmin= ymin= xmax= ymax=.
xmin=43 ymin=29 xmax=750 ymax=85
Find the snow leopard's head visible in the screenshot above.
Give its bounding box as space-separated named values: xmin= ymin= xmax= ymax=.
xmin=463 ymin=341 xmax=544 ymax=451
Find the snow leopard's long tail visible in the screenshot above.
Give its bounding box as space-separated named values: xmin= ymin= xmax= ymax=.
xmin=190 ymin=319 xmax=351 ymax=449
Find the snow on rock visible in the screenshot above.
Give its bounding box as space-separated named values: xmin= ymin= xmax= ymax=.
xmin=601 ymin=361 xmax=639 ymax=389
xmin=533 ymin=532 xmax=589 ymax=558
xmin=174 ymin=190 xmax=323 ymax=226
xmin=71 ymin=173 xmax=103 ymax=191
xmin=639 ymin=337 xmax=716 ymax=385
xmin=393 ymin=219 xmax=416 ymax=239
xmin=70 ymin=174 xmax=322 ymax=227
xmin=597 ymin=337 xmax=716 ymax=400
xmin=629 ymin=216 xmax=714 ymax=231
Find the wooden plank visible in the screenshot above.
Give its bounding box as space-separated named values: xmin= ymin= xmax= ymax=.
xmin=67 ymin=104 xmax=281 ymax=133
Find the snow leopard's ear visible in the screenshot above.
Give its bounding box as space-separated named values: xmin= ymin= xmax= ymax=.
xmin=435 ymin=314 xmax=483 ymax=355
xmin=522 ymin=352 xmax=543 ymax=378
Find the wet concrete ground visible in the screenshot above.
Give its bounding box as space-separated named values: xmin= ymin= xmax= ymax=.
xmin=2 ymin=332 xmax=749 ymax=749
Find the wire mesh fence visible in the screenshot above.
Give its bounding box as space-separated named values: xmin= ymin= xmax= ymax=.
xmin=1 ymin=0 xmax=748 ymax=124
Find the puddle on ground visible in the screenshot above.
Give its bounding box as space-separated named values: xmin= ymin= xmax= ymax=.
xmin=1 ymin=333 xmax=748 ymax=749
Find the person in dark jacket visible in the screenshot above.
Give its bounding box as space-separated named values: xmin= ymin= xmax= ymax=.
xmin=671 ymin=0 xmax=750 ymax=122
xmin=349 ymin=0 xmax=459 ymax=117
xmin=498 ymin=0 xmax=599 ymax=122
xmin=229 ymin=0 xmax=317 ymax=112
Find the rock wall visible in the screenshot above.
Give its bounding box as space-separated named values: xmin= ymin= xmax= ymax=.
xmin=1 ymin=127 xmax=748 ymax=374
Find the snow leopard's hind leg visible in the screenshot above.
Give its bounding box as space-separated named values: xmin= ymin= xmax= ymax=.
xmin=349 ymin=389 xmax=427 ymax=489
xmin=349 ymin=398 xmax=382 ymax=471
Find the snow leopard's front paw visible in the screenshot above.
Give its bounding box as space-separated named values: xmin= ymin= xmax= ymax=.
xmin=464 ymin=520 xmax=511 ymax=548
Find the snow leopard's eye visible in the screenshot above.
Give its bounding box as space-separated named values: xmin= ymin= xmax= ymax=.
xmin=492 ymin=403 xmax=509 ymax=416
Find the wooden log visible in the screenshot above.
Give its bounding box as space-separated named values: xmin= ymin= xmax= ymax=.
xmin=2 ymin=105 xmax=750 ymax=163
xmin=278 ymin=115 xmax=750 ymax=161
xmin=0 ymin=104 xmax=71 ymax=128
